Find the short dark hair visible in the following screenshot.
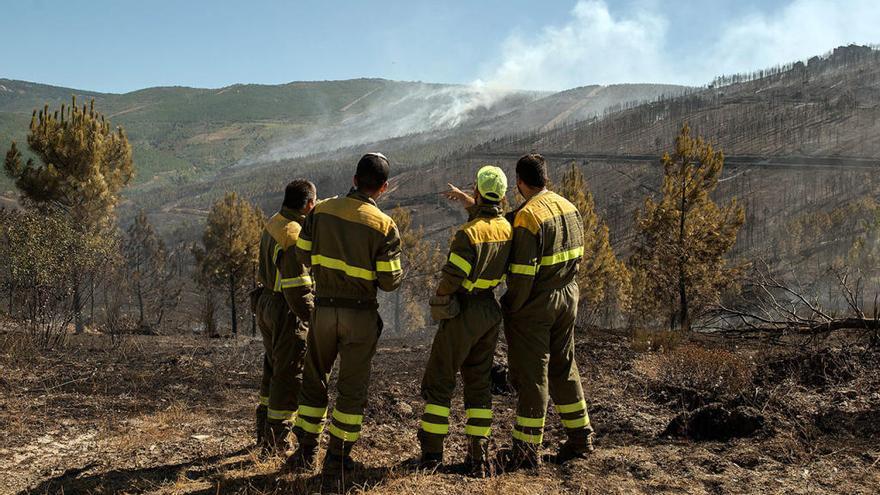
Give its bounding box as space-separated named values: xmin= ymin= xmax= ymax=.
xmin=283 ymin=179 xmax=316 ymax=210
xmin=516 ymin=153 xmax=549 ymax=188
xmin=356 ymin=152 xmax=390 ymax=192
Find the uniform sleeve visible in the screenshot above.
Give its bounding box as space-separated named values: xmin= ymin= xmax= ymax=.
xmin=294 ymin=210 xmax=314 ymax=267
xmin=278 ymin=246 xmax=314 ymax=322
xmin=376 ymin=224 xmax=403 ymax=292
xmin=501 ymin=212 xmax=541 ymax=314
xmin=436 ymin=229 xmax=474 ymax=296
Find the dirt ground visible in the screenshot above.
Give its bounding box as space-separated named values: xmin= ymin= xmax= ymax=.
xmin=1 ymin=326 xmax=878 ymax=495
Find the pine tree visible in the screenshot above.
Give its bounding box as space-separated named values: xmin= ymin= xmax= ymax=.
xmin=124 ymin=210 xmax=181 ymax=333
xmin=193 ymin=192 xmax=263 ymax=337
xmin=390 ymin=205 xmax=443 ymax=334
xmin=4 ymin=97 xmax=134 ymax=333
xmin=629 ymin=124 xmax=745 ymax=331
xmin=556 ymin=162 xmax=631 ymax=325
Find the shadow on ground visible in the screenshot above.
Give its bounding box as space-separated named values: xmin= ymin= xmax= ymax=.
xmin=19 ymin=448 xmax=250 ymax=495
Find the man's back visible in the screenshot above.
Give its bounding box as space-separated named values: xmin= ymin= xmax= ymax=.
xmin=504 ymin=190 xmax=584 ymax=312
xmin=296 ymin=189 xmax=402 ymax=303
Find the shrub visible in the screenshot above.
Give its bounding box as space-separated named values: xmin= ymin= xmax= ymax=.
xmin=638 ymin=344 xmax=754 ymax=400
xmin=630 ymin=328 xmax=684 ymax=352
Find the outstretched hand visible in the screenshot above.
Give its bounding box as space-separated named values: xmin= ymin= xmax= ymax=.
xmin=441 ymin=183 xmax=476 ymax=209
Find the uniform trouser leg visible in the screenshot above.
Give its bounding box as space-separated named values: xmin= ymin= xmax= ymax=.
xmin=294 ymin=306 xmax=381 ymax=457
xmin=504 ymin=296 xmax=551 ymax=451
xmin=267 ymin=302 xmax=308 ymax=425
xmin=505 ymin=282 xmax=592 ymax=451
xmin=419 ymin=297 xmax=501 ymax=453
xmin=547 ymin=284 xmax=592 ymax=440
xmin=257 ymin=294 xmax=273 ymax=409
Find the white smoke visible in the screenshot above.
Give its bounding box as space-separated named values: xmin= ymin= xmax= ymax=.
xmin=247 ymin=0 xmax=879 ymax=164
xmin=480 ymin=0 xmax=880 ymax=90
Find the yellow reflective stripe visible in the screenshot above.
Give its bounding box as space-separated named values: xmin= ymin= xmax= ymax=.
xmin=297 ymin=405 xmax=327 ymax=418
xmin=311 ymin=255 xmax=376 ymax=281
xmin=466 ymin=408 xmax=493 ymax=420
xmin=328 ymin=423 xmax=361 ymax=442
xmin=294 ymin=416 xmax=324 ymax=434
xmin=561 ymin=416 xmax=591 ymax=429
xmin=424 ymin=404 xmax=450 ymax=417
xmin=267 ymin=409 xmax=294 ymax=420
xmin=273 ymin=269 xmax=283 ymax=292
xmin=461 ymin=276 xmax=505 ymax=292
xmin=295 ymin=237 xmax=312 ymax=251
xmin=516 ymin=416 xmax=546 ymax=428
xmin=259 ymin=396 xmax=269 ymax=406
xmin=376 ymin=257 xmax=402 ymax=272
xmin=448 ymin=252 xmax=472 ymax=276
xmin=332 ymin=409 xmax=364 ymax=426
xmin=556 ymin=399 xmax=587 ymax=414
xmin=280 ymin=275 xmax=313 ymax=288
xmin=421 ymin=420 xmax=449 ymax=435
xmin=465 ymin=425 xmax=491 ymax=437
xmin=512 ymin=429 xmax=544 ymax=444
xmin=509 ymin=263 xmax=537 ymax=276
xmin=540 ymin=246 xmax=584 ymax=267
xmin=273 ymin=244 xmax=283 ymax=263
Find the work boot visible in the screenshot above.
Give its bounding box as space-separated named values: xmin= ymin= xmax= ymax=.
xmin=322 ymin=451 xmax=364 ymax=475
xmin=283 ymin=443 xmax=317 ymax=473
xmin=416 ymin=429 xmax=444 ymax=470
xmin=501 ymin=439 xmax=540 ymax=471
xmin=266 ymin=422 xmax=290 ymax=455
xmin=255 ymin=405 xmax=268 ymax=451
xmin=465 ymin=436 xmax=493 ymax=478
xmin=419 ymin=452 xmax=443 ymax=470
xmin=555 ymin=430 xmax=595 ymax=464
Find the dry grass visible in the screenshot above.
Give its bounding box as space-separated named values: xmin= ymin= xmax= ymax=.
xmin=1 ymin=329 xmax=878 ymax=494
xmin=636 ymin=344 xmax=754 ymax=400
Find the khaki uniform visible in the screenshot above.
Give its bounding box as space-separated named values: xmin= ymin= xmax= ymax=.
xmin=501 ymin=190 xmax=593 ymax=452
xmin=292 ymin=189 xmax=402 ymax=457
xmin=256 ymin=207 xmax=314 ymax=425
xmin=418 ymin=204 xmax=512 ymax=454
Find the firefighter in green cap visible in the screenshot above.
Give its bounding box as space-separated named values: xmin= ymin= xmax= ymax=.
xmin=502 ymin=153 xmax=594 ymax=468
xmin=417 ymin=165 xmax=512 ymax=477
xmin=253 ymin=179 xmax=316 ymax=453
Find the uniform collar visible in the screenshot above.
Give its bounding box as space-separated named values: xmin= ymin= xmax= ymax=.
xmin=347 ymin=188 xmax=378 ymax=206
xmin=467 ymin=203 xmax=504 ymax=221
xmin=279 ymin=206 xmax=306 ymax=224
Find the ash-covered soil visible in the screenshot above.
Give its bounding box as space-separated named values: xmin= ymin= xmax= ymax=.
xmin=1 ymin=328 xmax=878 ymax=494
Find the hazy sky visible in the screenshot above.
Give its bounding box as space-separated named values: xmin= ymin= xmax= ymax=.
xmin=3 ymin=0 xmax=878 ymax=93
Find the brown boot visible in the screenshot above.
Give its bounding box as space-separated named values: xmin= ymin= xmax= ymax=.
xmin=283 ymin=443 xmax=318 ymax=473
xmin=267 ymin=421 xmax=290 ymax=455
xmin=501 ymin=439 xmax=540 ymax=471
xmin=465 ymin=436 xmax=493 ymax=478
xmin=255 ymin=405 xmax=269 ymax=451
xmin=555 ymin=430 xmax=594 ymax=464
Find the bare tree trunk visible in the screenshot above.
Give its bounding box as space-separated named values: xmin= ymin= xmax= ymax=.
xmin=678 ymin=166 xmax=690 ymax=332
xmin=73 ymin=269 xmax=84 ymax=334
xmin=135 ymin=280 xmax=145 ymax=328
xmin=251 ymin=263 xmax=256 ymax=337
xmin=229 ymin=272 xmax=238 ymax=337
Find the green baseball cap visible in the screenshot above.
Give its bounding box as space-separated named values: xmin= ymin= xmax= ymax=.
xmin=476 ymin=165 xmax=507 ymax=202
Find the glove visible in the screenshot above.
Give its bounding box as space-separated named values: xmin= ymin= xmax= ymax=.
xmin=429 ymin=294 xmax=460 ymax=322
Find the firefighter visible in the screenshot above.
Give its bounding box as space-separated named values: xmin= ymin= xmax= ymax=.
xmin=253 ymin=179 xmax=316 ymax=454
xmin=501 ymin=153 xmax=594 ymax=468
xmin=418 ymin=165 xmax=512 ymax=477
xmin=288 ymin=152 xmax=403 ymax=475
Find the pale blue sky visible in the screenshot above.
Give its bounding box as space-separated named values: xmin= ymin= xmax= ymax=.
xmin=2 ymin=0 xmax=878 ymax=93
